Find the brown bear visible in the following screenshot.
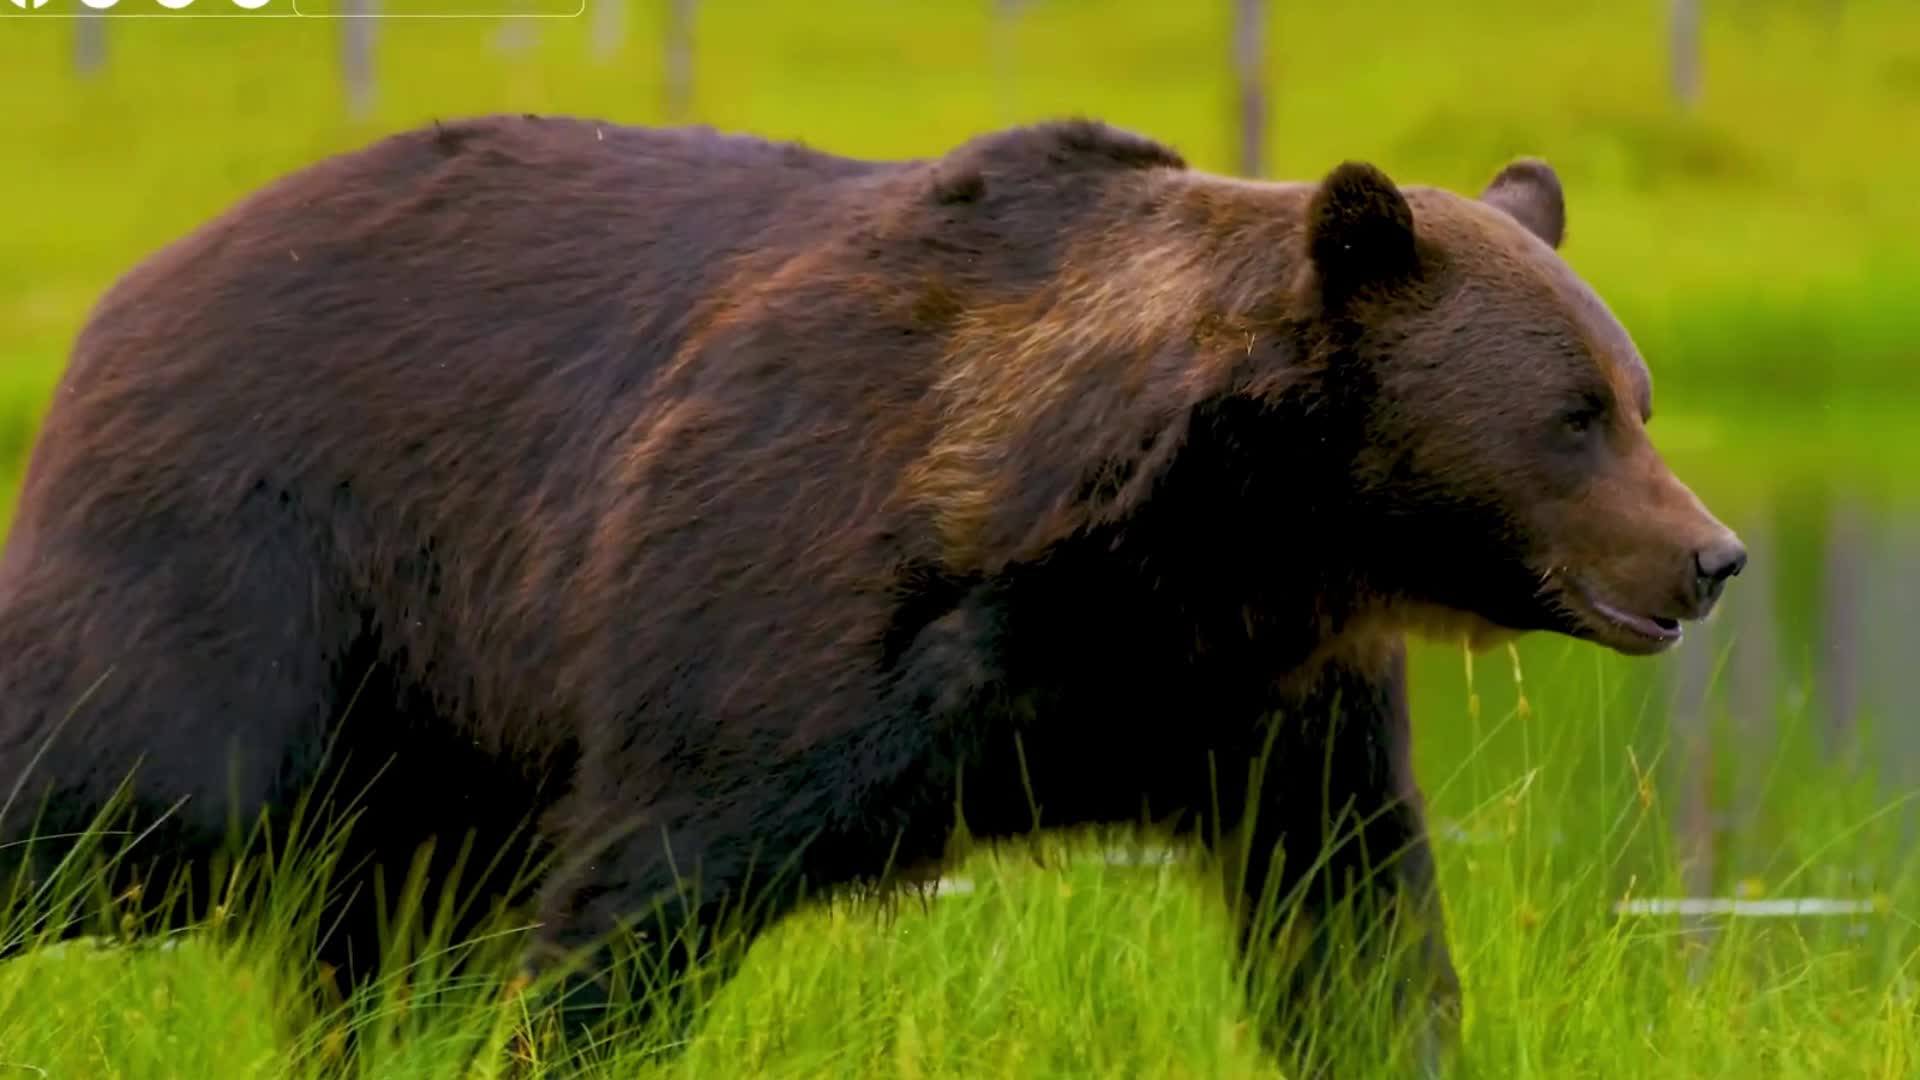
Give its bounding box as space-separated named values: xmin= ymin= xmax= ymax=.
xmin=0 ymin=115 xmax=1745 ymax=1071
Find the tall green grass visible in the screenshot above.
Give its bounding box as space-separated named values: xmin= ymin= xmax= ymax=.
xmin=2 ymin=643 xmax=1917 ymax=1078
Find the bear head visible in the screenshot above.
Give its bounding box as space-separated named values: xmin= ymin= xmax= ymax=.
xmin=1287 ymin=157 xmax=1746 ymax=657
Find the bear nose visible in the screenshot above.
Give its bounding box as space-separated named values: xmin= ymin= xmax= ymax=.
xmin=1693 ymin=535 xmax=1748 ymax=606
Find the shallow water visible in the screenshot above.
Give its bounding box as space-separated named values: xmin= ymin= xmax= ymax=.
xmin=1402 ymin=412 xmax=1920 ymax=903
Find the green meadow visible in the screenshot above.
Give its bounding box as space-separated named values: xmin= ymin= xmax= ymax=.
xmin=1 ymin=0 xmax=1919 ymax=1075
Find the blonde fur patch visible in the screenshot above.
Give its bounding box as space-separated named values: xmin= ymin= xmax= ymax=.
xmin=904 ymin=174 xmax=1307 ymax=569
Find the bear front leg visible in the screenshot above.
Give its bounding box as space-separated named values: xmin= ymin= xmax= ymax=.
xmin=517 ymin=794 xmax=814 ymax=1054
xmin=1216 ymin=640 xmax=1459 ymax=1077
xmin=523 ymin=592 xmax=1008 ymax=1055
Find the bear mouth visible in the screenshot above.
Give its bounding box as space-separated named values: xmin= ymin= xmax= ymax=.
xmin=1566 ymin=586 xmax=1684 ymax=656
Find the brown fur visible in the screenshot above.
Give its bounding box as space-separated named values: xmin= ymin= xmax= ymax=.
xmin=0 ymin=115 xmax=1743 ymax=1073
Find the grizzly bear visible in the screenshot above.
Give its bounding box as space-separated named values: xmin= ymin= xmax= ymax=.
xmin=0 ymin=115 xmax=1745 ymax=1070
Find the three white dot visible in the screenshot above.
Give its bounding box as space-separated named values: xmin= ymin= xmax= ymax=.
xmin=40 ymin=0 xmax=279 ymax=8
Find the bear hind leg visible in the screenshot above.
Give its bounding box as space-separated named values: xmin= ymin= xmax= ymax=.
xmin=296 ymin=674 xmax=564 ymax=1041
xmin=0 ymin=502 xmax=359 ymax=1001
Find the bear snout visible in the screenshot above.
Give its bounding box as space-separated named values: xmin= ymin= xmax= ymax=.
xmin=1691 ymin=531 xmax=1748 ymax=610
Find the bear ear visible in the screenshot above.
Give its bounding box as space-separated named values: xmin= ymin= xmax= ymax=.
xmin=1305 ymin=160 xmax=1419 ymax=305
xmin=1479 ymin=157 xmax=1565 ymax=250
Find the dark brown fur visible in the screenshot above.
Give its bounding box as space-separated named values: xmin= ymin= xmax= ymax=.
xmin=0 ymin=115 xmax=1743 ymax=1072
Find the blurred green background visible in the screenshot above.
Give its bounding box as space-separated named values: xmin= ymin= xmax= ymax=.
xmin=1 ymin=0 xmax=1917 ymax=906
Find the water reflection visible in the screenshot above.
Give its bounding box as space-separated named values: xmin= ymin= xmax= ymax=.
xmin=1660 ymin=495 xmax=1918 ymax=892
xmin=1402 ymin=488 xmax=1920 ymax=900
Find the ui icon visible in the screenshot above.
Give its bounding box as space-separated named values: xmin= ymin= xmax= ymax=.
xmin=8 ymin=0 xmax=52 ymax=10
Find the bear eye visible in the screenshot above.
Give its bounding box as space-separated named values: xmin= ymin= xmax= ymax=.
xmin=1558 ymin=396 xmax=1606 ymax=441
